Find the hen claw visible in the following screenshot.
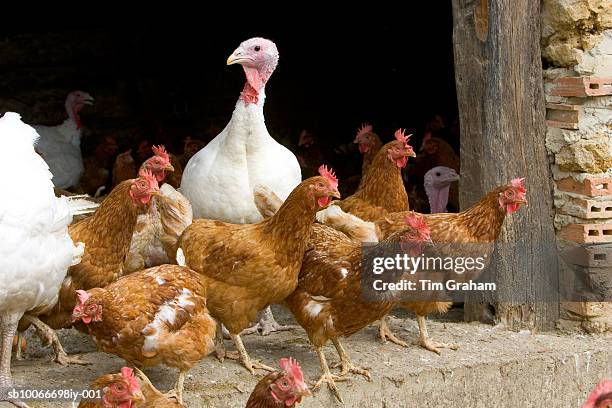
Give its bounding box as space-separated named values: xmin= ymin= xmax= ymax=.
xmin=418 ymin=339 xmax=459 ymax=355
xmin=54 ymin=351 xmax=90 ymax=366
xmin=378 ymin=319 xmax=408 ymax=348
xmin=312 ymin=373 xmax=346 ymax=403
xmin=330 ymin=360 xmax=371 ymax=381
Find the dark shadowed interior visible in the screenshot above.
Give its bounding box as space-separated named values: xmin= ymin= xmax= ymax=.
xmin=0 ymin=11 xmax=458 ymax=195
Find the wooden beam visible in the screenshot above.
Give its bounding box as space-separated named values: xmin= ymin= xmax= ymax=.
xmin=452 ymin=0 xmax=560 ymax=330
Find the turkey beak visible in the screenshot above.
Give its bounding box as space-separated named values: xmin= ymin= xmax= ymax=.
xmin=227 ymin=48 xmax=250 ymax=65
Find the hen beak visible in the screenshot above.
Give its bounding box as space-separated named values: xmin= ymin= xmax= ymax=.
xmin=330 ymin=189 xmax=341 ymax=200
xmin=294 ymin=386 xmax=312 ymax=398
xmin=516 ymin=199 xmax=528 ymax=205
xmin=227 ymin=49 xmax=251 ymax=65
xmin=83 ymin=95 xmax=95 ymax=105
xmin=165 ymin=163 xmax=175 ymax=172
xmin=150 ymin=189 xmax=161 ymax=197
xmin=132 ymin=390 xmax=145 ymax=404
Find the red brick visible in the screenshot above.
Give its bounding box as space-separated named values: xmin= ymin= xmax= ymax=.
xmin=556 ymin=176 xmax=612 ymax=197
xmin=559 ymin=197 xmax=612 ymax=219
xmin=559 ymin=223 xmax=612 ymax=244
xmin=550 ymin=76 xmax=612 ymax=97
xmin=546 ymin=103 xmax=580 ymax=129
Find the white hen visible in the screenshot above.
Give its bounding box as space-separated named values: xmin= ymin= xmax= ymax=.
xmin=0 ymin=113 xmax=89 ymax=406
xmin=33 ymin=91 xmax=95 ymax=189
xmin=180 ymin=38 xmax=301 ymax=223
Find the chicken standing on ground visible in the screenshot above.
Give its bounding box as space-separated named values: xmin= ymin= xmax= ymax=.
xmin=72 ymin=265 xmax=216 ymax=404
xmin=176 ymin=166 xmax=340 ymax=374
xmin=0 ymin=113 xmax=91 ymax=408
xmin=321 ymin=178 xmax=529 ymax=353
xmin=33 ymin=91 xmax=95 ymax=189
xmin=180 ymin=37 xmax=302 ymax=336
xmin=286 ymin=213 xmax=431 ymax=402
xmin=246 ymin=358 xmax=311 ymax=408
xmin=334 ymin=129 xmax=415 ymax=221
xmin=16 ymin=170 xmax=160 ymax=364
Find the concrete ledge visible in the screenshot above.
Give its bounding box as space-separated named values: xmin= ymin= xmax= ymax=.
xmin=3 ymin=308 xmax=612 ymax=407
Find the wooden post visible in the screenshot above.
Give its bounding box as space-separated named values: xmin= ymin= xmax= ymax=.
xmin=452 ymin=0 xmax=560 ymax=330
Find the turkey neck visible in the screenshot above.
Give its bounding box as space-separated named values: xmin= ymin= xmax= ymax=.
xmin=425 ymin=183 xmax=451 ymax=213
xmin=451 ymin=187 xmax=507 ymax=242
xmin=354 ymin=143 xmax=409 ymax=212
xmin=261 ymin=183 xmax=317 ymax=256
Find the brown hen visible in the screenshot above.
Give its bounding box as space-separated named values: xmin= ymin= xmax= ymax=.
xmin=72 ymin=265 xmax=215 ymax=404
xmin=176 ymin=167 xmax=341 ymax=374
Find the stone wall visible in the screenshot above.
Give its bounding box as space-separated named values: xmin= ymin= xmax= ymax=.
xmin=541 ymin=0 xmax=612 ymax=332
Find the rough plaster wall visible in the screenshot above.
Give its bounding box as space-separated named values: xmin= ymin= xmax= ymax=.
xmin=542 ymin=0 xmax=612 ymax=330
xmin=541 ymin=0 xmax=612 ymax=67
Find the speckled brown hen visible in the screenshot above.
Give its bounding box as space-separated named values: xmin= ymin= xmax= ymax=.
xmin=17 ymin=171 xmax=160 ymax=365
xmin=72 ymin=265 xmax=215 ymax=404
xmin=176 ymin=166 xmax=341 ymax=374
xmin=334 ymin=129 xmax=415 ymax=221
xmin=285 ymin=213 xmax=431 ymax=402
xmin=245 ymin=358 xmax=311 ymax=408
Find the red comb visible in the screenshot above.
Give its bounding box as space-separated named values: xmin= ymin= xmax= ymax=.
xmin=511 ymin=177 xmax=526 ymax=192
xmin=356 ymin=123 xmax=373 ymax=139
xmin=75 ymin=289 xmax=90 ymax=305
xmin=404 ymin=212 xmax=430 ymax=237
xmin=119 ymin=367 xmax=140 ymax=393
xmin=279 ymin=357 xmax=305 ymax=383
xmin=318 ymin=165 xmax=338 ymax=189
xmin=138 ymin=168 xmax=157 ymax=183
xmin=151 ymin=145 xmax=169 ymax=160
xmin=394 ymin=129 xmax=412 ymax=146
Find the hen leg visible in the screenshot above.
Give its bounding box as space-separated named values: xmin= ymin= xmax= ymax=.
xmin=311 ymin=347 xmax=346 ymax=403
xmin=12 ymin=334 xmax=25 ymax=361
xmin=228 ymin=334 xmax=274 ymax=375
xmin=378 ymin=317 xmax=408 ymax=348
xmin=330 ymin=338 xmax=371 ymax=380
xmin=21 ymin=315 xmax=89 ymax=365
xmin=240 ymin=307 xmax=298 ymax=336
xmin=416 ymin=315 xmax=458 ymax=354
xmin=164 ymin=370 xmax=186 ymax=404
xmin=0 ymin=313 xmax=30 ymax=408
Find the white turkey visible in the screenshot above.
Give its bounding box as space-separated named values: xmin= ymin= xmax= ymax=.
xmin=33 ymin=90 xmax=95 ymax=189
xmin=0 ymin=113 xmax=92 ymax=408
xmin=179 ymin=37 xmax=302 ymax=335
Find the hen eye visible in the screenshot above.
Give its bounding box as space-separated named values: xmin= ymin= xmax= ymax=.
xmin=254 ymin=45 xmax=261 ymax=52
xmin=282 ymin=381 xmax=289 ymax=387
xmin=115 ymin=384 xmax=124 ymax=392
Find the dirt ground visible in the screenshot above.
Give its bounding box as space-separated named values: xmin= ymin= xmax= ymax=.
xmin=2 ymin=306 xmax=611 ymax=408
